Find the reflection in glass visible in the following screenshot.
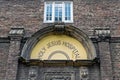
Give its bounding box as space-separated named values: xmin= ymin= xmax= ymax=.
xmin=46 ymin=3 xmax=52 ymax=21
xmin=55 ymin=3 xmax=62 ymax=22
xmin=65 ymin=3 xmax=71 ymax=21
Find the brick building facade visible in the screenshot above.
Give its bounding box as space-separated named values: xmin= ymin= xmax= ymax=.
xmin=0 ymin=0 xmax=120 ymax=80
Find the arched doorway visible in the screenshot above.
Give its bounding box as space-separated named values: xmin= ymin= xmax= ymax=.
xmin=21 ymin=23 xmax=97 ymax=80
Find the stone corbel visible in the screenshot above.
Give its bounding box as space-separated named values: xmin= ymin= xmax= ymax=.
xmin=54 ymin=22 xmax=65 ymax=34
xmin=94 ymin=27 xmax=111 ymax=42
xmin=9 ymin=27 xmax=24 ymax=40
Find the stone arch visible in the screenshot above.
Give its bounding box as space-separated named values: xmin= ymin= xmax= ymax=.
xmin=21 ymin=24 xmax=96 ymax=62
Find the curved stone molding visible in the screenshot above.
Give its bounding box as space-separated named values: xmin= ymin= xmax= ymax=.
xmin=48 ymin=50 xmax=70 ymax=60
xmin=21 ymin=24 xmax=96 ymax=62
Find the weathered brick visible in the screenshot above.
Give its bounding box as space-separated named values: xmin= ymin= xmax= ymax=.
xmin=0 ymin=0 xmax=120 ymax=80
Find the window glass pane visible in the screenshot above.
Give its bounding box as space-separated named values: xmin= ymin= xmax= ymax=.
xmin=44 ymin=1 xmax=72 ymax=22
xmin=65 ymin=2 xmax=71 ymax=21
xmin=46 ymin=3 xmax=52 ymax=21
xmin=55 ymin=3 xmax=62 ymax=22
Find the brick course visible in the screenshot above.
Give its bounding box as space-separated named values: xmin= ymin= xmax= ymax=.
xmin=0 ymin=0 xmax=120 ymax=80
xmin=0 ymin=43 xmax=9 ymax=80
xmin=110 ymin=43 xmax=120 ymax=80
xmin=0 ymin=0 xmax=120 ymax=37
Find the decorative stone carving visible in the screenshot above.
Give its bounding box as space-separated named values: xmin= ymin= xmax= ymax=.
xmin=9 ymin=28 xmax=24 ymax=40
xmin=44 ymin=72 xmax=74 ymax=80
xmin=80 ymin=67 xmax=89 ymax=80
xmin=54 ymin=22 xmax=65 ymax=34
xmin=21 ymin=25 xmax=96 ymax=62
xmin=94 ymin=27 xmax=111 ymax=41
xmin=28 ymin=66 xmax=38 ymax=80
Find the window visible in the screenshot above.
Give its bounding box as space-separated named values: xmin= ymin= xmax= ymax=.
xmin=44 ymin=1 xmax=73 ymax=23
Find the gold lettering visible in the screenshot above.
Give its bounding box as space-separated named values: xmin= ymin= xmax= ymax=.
xmin=62 ymin=41 xmax=80 ymax=58
xmin=47 ymin=40 xmax=61 ymax=48
xmin=38 ymin=41 xmax=80 ymax=59
xmin=38 ymin=47 xmax=46 ymax=59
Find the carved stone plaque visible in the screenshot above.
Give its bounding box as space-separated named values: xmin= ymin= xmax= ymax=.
xmin=44 ymin=72 xmax=74 ymax=80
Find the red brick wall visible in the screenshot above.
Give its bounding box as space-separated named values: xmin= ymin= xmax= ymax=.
xmin=0 ymin=0 xmax=120 ymax=37
xmin=0 ymin=0 xmax=120 ymax=80
xmin=0 ymin=43 xmax=9 ymax=80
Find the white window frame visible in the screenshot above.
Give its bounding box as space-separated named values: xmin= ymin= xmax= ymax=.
xmin=44 ymin=1 xmax=73 ymax=23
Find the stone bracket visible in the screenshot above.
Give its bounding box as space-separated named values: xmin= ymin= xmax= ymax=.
xmin=9 ymin=27 xmax=24 ymax=40
xmin=54 ymin=22 xmax=65 ymax=34
xmin=94 ymin=27 xmax=111 ymax=42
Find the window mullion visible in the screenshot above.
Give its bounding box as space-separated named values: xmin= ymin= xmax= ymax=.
xmin=71 ymin=2 xmax=73 ymax=22
xmin=52 ymin=2 xmax=55 ymax=22
xmin=57 ymin=7 xmax=60 ymax=21
xmin=44 ymin=2 xmax=47 ymax=22
xmin=62 ymin=2 xmax=65 ymax=22
xmin=44 ymin=1 xmax=73 ymax=23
